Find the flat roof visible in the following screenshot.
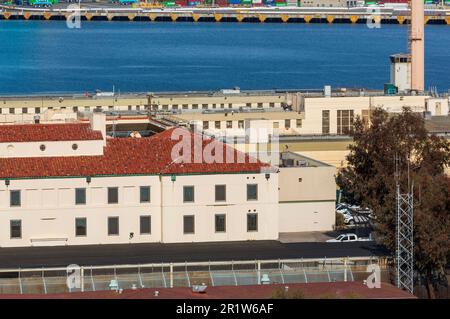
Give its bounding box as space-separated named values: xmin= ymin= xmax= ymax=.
xmin=0 ymin=282 xmax=415 ymax=299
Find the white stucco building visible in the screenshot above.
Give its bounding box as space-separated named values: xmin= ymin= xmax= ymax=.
xmin=0 ymin=113 xmax=281 ymax=248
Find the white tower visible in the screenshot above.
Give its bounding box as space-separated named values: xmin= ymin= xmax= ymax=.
xmin=390 ymin=54 xmax=411 ymax=93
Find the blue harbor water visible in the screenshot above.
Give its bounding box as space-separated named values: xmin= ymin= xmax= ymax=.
xmin=0 ymin=20 xmax=448 ymax=94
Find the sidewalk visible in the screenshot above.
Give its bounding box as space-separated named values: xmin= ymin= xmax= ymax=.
xmin=279 ymin=231 xmax=337 ymax=243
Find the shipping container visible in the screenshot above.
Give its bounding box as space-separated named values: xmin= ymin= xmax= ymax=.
xmin=228 ymin=0 xmax=242 ymax=4
xmin=188 ymin=0 xmax=202 ymax=5
xmin=175 ymin=0 xmax=187 ymax=5
xmin=215 ymin=0 xmax=228 ymax=6
xmin=241 ymin=0 xmax=252 ymax=4
xmin=264 ymin=0 xmax=275 ymax=5
xmin=162 ymin=0 xmax=176 ymax=6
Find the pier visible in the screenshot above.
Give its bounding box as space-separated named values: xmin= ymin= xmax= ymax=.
xmin=1 ymin=5 xmax=449 ymax=24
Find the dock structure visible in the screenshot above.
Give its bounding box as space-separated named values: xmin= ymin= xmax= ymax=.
xmin=0 ymin=6 xmax=449 ymax=24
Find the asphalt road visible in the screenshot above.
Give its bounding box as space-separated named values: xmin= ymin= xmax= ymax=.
xmin=0 ymin=240 xmax=389 ymax=269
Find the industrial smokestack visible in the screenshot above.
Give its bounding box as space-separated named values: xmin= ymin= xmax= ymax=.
xmin=410 ymin=0 xmax=424 ymax=92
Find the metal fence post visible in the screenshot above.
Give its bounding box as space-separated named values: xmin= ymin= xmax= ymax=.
xmin=257 ymin=260 xmax=261 ymax=285
xmin=169 ymin=263 xmax=174 ymax=288
xmin=81 ymin=267 xmax=84 ymax=292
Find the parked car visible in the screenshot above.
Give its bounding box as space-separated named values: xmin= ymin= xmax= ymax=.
xmin=326 ymin=233 xmax=372 ymax=243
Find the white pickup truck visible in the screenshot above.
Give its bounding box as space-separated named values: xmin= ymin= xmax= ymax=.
xmin=326 ymin=233 xmax=372 ymax=243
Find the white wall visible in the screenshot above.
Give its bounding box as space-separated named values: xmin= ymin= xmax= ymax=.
xmin=0 ymin=176 xmax=161 ymax=247
xmin=0 ymin=172 xmax=280 ymax=247
xmin=0 ymin=140 xmax=104 ymax=158
xmin=279 ymin=201 xmax=335 ymax=232
xmin=160 ymin=173 xmax=279 ymax=243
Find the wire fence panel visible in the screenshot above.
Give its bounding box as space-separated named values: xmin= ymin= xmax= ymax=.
xmin=210 ymin=271 xmax=236 ymax=286
xmin=0 ymin=278 xmax=21 ymax=294
xmin=280 ymin=269 xmax=308 ymax=284
xmin=234 ymin=270 xmax=258 ymax=286
xmin=171 ymin=271 xmax=190 ymax=288
xmin=304 ymin=271 xmax=331 ymax=283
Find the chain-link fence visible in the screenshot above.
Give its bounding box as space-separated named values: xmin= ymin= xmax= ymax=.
xmin=0 ymin=256 xmax=387 ymax=295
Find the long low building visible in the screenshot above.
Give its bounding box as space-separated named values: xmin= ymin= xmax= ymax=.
xmin=0 ymin=113 xmax=338 ymax=248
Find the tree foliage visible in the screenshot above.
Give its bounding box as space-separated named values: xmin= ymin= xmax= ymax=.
xmin=336 ymin=108 xmax=450 ymax=293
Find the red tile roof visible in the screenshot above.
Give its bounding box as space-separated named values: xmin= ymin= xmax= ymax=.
xmin=0 ymin=127 xmax=268 ymax=179
xmin=0 ymin=123 xmax=103 ymax=143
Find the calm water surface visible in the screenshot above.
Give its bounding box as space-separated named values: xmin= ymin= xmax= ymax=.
xmin=0 ymin=21 xmax=448 ymax=94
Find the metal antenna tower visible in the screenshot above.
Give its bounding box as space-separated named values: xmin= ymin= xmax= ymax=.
xmin=396 ymin=171 xmax=414 ymax=294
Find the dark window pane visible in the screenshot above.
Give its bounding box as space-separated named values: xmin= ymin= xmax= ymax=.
xmin=215 ymin=185 xmax=226 ymax=202
xmin=215 ymin=214 xmax=226 ymax=232
xmin=183 ymin=186 xmax=195 ymax=203
xmin=183 ymin=215 xmax=195 ymax=234
xmin=140 ymin=216 xmax=151 ymax=234
xmin=10 ymin=220 xmax=21 ymax=238
xmin=140 ymin=186 xmax=151 ymax=203
xmin=108 ymin=217 xmax=119 ymax=235
xmin=108 ymin=187 xmax=118 ymax=204
xmin=247 ymin=184 xmax=258 ymax=201
xmin=75 ymin=188 xmax=86 ymax=205
xmin=247 ymin=214 xmax=258 ymax=232
xmin=10 ymin=190 xmax=21 ymax=207
xmin=75 ymin=218 xmax=87 ymax=237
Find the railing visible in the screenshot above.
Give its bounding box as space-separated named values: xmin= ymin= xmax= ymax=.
xmin=0 ymin=256 xmax=388 ymax=295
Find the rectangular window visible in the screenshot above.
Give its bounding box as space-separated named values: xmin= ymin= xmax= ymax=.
xmin=247 ymin=184 xmax=258 ymax=201
xmin=215 ymin=214 xmax=226 ymax=233
xmin=226 ymin=121 xmax=233 ymax=129
xmin=75 ymin=218 xmax=87 ymax=237
xmin=10 ymin=190 xmax=21 ymax=207
xmin=322 ymin=110 xmax=330 ymax=134
xmin=337 ymin=110 xmax=354 ymax=135
xmin=215 ymin=185 xmax=226 ymax=202
xmin=284 ymin=119 xmax=291 ymax=129
xmin=10 ymin=220 xmax=22 ymax=239
xmin=128 ymin=105 xmax=132 ymax=111
xmin=35 ymin=107 xmax=41 ymax=114
xmin=183 ymin=215 xmax=195 ymax=234
xmin=140 ymin=216 xmax=151 ymax=234
xmin=182 ymin=104 xmax=189 ymax=110
xmin=73 ymin=106 xmax=78 ymax=113
xmin=246 ymin=103 xmax=252 ymax=108
xmin=183 ymin=186 xmax=195 ymax=203
xmin=108 ymin=217 xmax=119 ymax=236
xmin=228 ymin=103 xmax=232 ymax=108
xmin=108 ymin=187 xmax=119 ymax=204
xmin=238 ymin=120 xmax=244 ymax=129
xmin=162 ymin=105 xmax=168 ymax=110
xmin=9 ymin=108 xmax=15 ymax=114
xmin=192 ymin=104 xmax=198 ymax=109
xmin=269 ymin=102 xmax=275 ymax=108
xmin=22 ymin=107 xmax=28 ymax=114
xmin=247 ymin=214 xmax=258 ymax=232
xmin=140 ymin=186 xmax=151 ymax=203
xmin=257 ymin=103 xmax=263 ymax=108
xmin=362 ymin=109 xmax=370 ymax=127
xmin=172 ymin=104 xmax=178 ymax=110
xmin=296 ymin=119 xmax=302 ymax=128
xmin=75 ymin=188 xmax=86 ymax=205
xmin=215 ymin=121 xmax=221 ymax=129
xmin=202 ymin=104 xmax=208 ymax=109
xmin=203 ymin=121 xmax=209 ymax=129
xmin=212 ymin=104 xmax=216 ymax=109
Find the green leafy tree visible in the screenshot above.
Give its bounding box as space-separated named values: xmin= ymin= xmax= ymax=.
xmin=336 ymin=108 xmax=450 ymax=298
